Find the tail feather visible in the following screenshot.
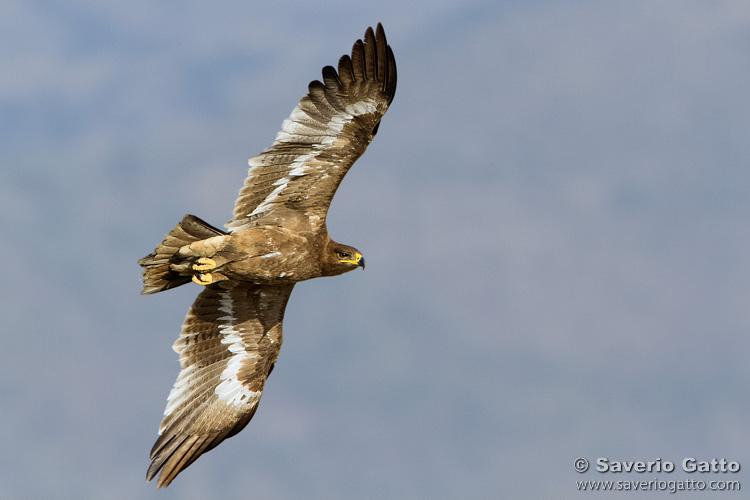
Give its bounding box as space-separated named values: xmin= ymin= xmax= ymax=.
xmin=139 ymin=215 xmax=227 ymax=295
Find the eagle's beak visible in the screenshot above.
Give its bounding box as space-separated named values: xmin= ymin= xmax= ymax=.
xmin=358 ymin=255 xmax=366 ymax=270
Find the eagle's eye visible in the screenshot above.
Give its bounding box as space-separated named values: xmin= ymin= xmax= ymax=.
xmin=337 ymin=252 xmax=350 ymax=260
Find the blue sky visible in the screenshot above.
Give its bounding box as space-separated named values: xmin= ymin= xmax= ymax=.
xmin=2 ymin=1 xmax=750 ymax=498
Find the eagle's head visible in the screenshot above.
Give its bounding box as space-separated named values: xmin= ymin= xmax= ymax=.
xmin=322 ymin=242 xmax=365 ymax=276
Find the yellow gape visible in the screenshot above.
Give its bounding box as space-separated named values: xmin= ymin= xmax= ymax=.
xmin=340 ymin=252 xmax=363 ymax=265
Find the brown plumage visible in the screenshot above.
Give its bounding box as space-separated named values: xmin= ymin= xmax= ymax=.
xmin=138 ymin=23 xmax=396 ymax=488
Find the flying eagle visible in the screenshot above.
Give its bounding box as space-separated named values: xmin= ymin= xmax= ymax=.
xmin=138 ymin=24 xmax=396 ymax=487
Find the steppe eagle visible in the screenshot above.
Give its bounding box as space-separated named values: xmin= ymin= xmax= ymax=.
xmin=138 ymin=23 xmax=396 ymax=487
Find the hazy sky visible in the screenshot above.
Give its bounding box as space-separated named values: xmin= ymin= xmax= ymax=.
xmin=2 ymin=1 xmax=749 ymax=498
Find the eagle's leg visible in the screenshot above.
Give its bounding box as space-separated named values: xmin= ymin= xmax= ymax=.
xmin=191 ymin=273 xmax=213 ymax=286
xmin=192 ymin=257 xmax=217 ymax=271
xmin=139 ymin=217 xmax=228 ymax=294
xmin=175 ymin=241 xmax=222 ymax=287
xmin=190 ymin=257 xmax=217 ymax=286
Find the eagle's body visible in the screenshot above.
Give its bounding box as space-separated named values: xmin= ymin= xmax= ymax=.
xmin=139 ymin=24 xmax=396 ymax=487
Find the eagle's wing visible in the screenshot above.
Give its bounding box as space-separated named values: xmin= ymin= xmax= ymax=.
xmin=147 ymin=281 xmax=294 ymax=488
xmin=225 ymin=23 xmax=396 ymax=233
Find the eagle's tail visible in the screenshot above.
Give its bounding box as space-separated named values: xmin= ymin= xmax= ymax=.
xmin=138 ymin=215 xmax=228 ymax=295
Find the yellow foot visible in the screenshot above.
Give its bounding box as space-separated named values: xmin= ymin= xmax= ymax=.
xmin=192 ymin=257 xmax=217 ymax=272
xmin=192 ymin=273 xmax=213 ymax=286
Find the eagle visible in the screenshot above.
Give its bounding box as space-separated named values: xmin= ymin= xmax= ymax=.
xmin=138 ymin=24 xmax=396 ymax=488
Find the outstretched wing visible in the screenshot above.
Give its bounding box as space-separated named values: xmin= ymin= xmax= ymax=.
xmin=225 ymin=23 xmax=397 ymax=233
xmin=147 ymin=281 xmax=294 ymax=488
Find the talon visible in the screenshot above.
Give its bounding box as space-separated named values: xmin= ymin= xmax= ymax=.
xmin=192 ymin=257 xmax=217 ymax=272
xmin=192 ymin=273 xmax=213 ymax=286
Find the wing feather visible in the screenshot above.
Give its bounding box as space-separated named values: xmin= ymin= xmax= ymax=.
xmin=226 ymin=23 xmax=397 ymax=232
xmin=351 ymin=39 xmax=366 ymax=81
xmin=337 ymin=55 xmax=355 ymax=86
xmin=363 ymin=26 xmax=377 ymax=80
xmin=147 ymin=281 xmax=294 ymax=488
